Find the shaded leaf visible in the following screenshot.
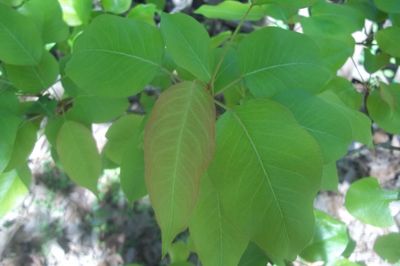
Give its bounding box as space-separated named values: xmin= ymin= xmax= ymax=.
xmin=374 ymin=233 xmax=400 ymax=263
xmin=144 ymin=81 xmax=215 ymax=253
xmin=238 ymin=242 xmax=268 ymax=266
xmin=374 ymin=0 xmax=400 ymax=14
xmin=376 ymin=27 xmax=400 ymax=58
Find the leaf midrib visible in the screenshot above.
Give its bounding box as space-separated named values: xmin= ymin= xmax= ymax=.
xmin=231 ymin=111 xmax=291 ymax=245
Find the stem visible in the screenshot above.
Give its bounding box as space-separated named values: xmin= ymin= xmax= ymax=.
xmin=214 ymin=99 xmax=231 ymax=111
xmin=209 ymin=3 xmax=254 ymax=94
xmin=217 ymin=77 xmax=243 ymax=95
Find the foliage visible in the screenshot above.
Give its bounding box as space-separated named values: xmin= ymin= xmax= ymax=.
xmin=0 ymin=0 xmax=400 ymax=265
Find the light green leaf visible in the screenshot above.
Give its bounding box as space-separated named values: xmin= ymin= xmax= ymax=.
xmin=301 ymin=210 xmax=348 ymax=262
xmin=322 ymin=77 xmax=362 ymax=111
xmin=5 ymin=121 xmax=38 ymax=171
xmin=211 ymin=31 xmax=231 ymax=48
xmin=0 ymin=111 xmax=21 ymax=173
xmin=0 ymin=0 xmax=23 ymax=6
xmin=168 ymin=241 xmax=190 ymax=264
xmin=102 ymin=0 xmax=131 ymax=14
xmin=4 ymin=51 xmax=59 ymax=94
xmin=238 ymin=27 xmax=331 ymax=97
xmin=374 ymin=233 xmax=400 ymax=263
xmin=127 ymin=4 xmax=156 ymax=25
xmin=160 ymin=13 xmax=213 ymax=82
xmin=0 ymin=3 xmax=43 ymax=65
xmin=374 ymin=0 xmax=400 ymax=14
xmin=328 ymin=258 xmax=361 ymax=266
xmin=274 ymin=90 xmax=352 ymax=163
xmin=238 ymin=242 xmax=268 ymax=266
xmin=321 ymin=162 xmax=338 ymax=191
xmin=319 ymin=90 xmax=372 ymax=146
xmin=104 ymin=114 xmax=143 ymax=165
xmin=144 ymin=81 xmax=215 ymax=253
xmin=376 ymin=27 xmax=400 ymax=58
xmin=252 ymin=0 xmax=315 ymax=8
xmin=57 ymin=121 xmax=102 ymax=193
xmin=146 ymin=0 xmax=164 ymax=10
xmin=345 ymin=177 xmax=398 ymax=227
xmin=66 ymin=95 xmax=128 ymax=124
xmin=367 ymin=83 xmax=400 ymax=134
xmin=195 ymin=2 xmax=265 ymax=21
xmin=19 ymin=0 xmax=69 ymax=43
xmin=190 ymin=175 xmax=248 ymax=266
xmin=0 ymin=170 xmax=28 ymax=217
xmin=66 ymin=14 xmax=164 ymax=97
xmin=58 ymin=0 xmax=92 ymax=26
xmin=45 ymin=117 xmax=64 ymax=147
xmin=209 ymin=99 xmax=323 ymax=262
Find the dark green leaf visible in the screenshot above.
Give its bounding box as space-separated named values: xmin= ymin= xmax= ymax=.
xmin=376 ymin=27 xmax=400 ymax=58
xmin=144 ymin=81 xmax=215 ymax=253
xmin=0 ymin=3 xmax=43 ymax=65
xmin=345 ymin=177 xmax=398 ymax=227
xmin=66 ymin=14 xmax=164 ymax=97
xmin=364 ymin=49 xmax=390 ymax=74
xmin=374 ymin=0 xmax=400 ymax=14
xmin=374 ymin=233 xmax=400 ymax=263
xmin=160 ymin=13 xmax=213 ymax=82
xmin=238 ymin=242 xmax=268 ymax=266
xmin=238 ymin=27 xmax=331 ymax=97
xmin=57 ymin=121 xmax=102 ymax=193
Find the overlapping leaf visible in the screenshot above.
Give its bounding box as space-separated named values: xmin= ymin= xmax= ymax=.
xmin=208 ymin=99 xmax=323 ymax=262
xmin=238 ymin=27 xmax=331 ymax=97
xmin=376 ymin=27 xmax=400 ymax=58
xmin=66 ymin=14 xmax=164 ymax=97
xmin=0 ymin=111 xmax=21 ymax=173
xmin=144 ymin=81 xmax=215 ymax=253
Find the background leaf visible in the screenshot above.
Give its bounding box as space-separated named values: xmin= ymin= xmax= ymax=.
xmin=376 ymin=27 xmax=400 ymax=58
xmin=345 ymin=177 xmax=398 ymax=227
xmin=0 ymin=111 xmax=21 ymax=173
xmin=102 ymin=0 xmax=131 ymax=14
xmin=374 ymin=233 xmax=400 ymax=263
xmin=0 ymin=170 xmax=28 ymax=218
xmin=195 ymin=2 xmax=265 ymax=21
xmin=57 ymin=121 xmax=102 ymax=193
xmin=58 ymin=0 xmax=92 ymax=26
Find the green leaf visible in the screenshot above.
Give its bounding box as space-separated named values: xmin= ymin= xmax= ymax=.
xmin=273 ymin=90 xmax=352 ymax=163
xmin=238 ymin=27 xmax=331 ymax=97
xmin=57 ymin=121 xmax=102 ymax=193
xmin=0 ymin=3 xmax=43 ymax=65
xmin=321 ymin=162 xmax=338 ymax=191
xmin=58 ymin=0 xmax=92 ymax=26
xmin=374 ymin=233 xmax=400 ymax=263
xmin=19 ymin=0 xmax=69 ymax=43
xmin=374 ymin=0 xmax=400 ymax=14
xmin=189 ymin=175 xmax=248 ymax=266
xmin=0 ymin=0 xmax=23 ymax=6
xmin=347 ymin=0 xmax=386 ymax=22
xmin=214 ymin=48 xmax=241 ymax=94
xmin=144 ymin=81 xmax=215 ymax=253
xmin=0 ymin=89 xmax=19 ymax=114
xmin=238 ymin=242 xmax=268 ymax=266
xmin=104 ymin=114 xmax=143 ymax=165
xmin=364 ymin=49 xmax=390 ymax=74
xmin=102 ymin=0 xmax=131 ymax=14
xmin=323 ymin=77 xmax=362 ymax=111
xmin=195 ymin=2 xmax=265 ymax=21
xmin=66 ymin=14 xmax=164 ymax=97
xmin=345 ymin=177 xmax=398 ymax=227
xmin=146 ymin=0 xmax=164 ymax=10
xmin=4 ymin=51 xmax=59 ymax=94
xmin=45 ymin=117 xmax=64 ymax=147
xmin=5 ymin=121 xmax=38 ymax=171
xmin=367 ymin=83 xmax=400 ymax=134
xmin=0 ymin=170 xmax=28 ymax=218
xmin=301 ymin=210 xmax=348 ymax=262
xmin=252 ymin=0 xmax=315 ymax=8
xmin=320 ymin=91 xmax=372 ymax=146
xmin=328 ymin=258 xmax=361 ymax=266
xmin=168 ymin=241 xmax=190 ymax=264
xmin=160 ymin=13 xmax=213 ymax=82
xmin=66 ymin=95 xmax=128 ymax=124
xmin=0 ymin=111 xmax=21 ymax=173
xmin=376 ymin=27 xmax=400 ymax=58
xmin=209 ymin=99 xmax=323 ymax=262
xmin=127 ymin=4 xmax=156 ymax=25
